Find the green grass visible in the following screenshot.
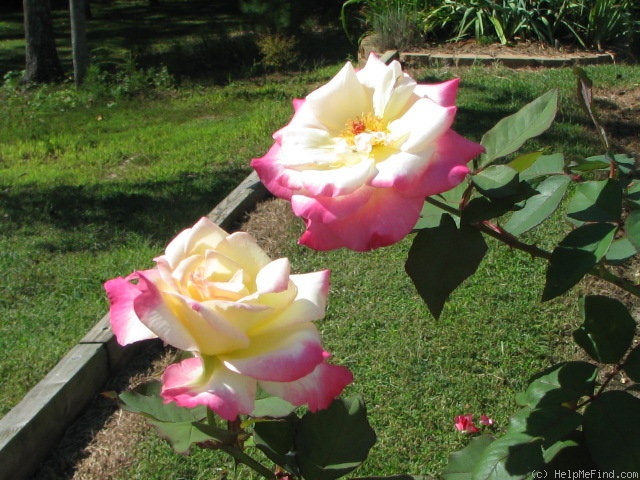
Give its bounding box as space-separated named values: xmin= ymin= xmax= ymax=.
xmin=2 ymin=41 xmax=639 ymax=476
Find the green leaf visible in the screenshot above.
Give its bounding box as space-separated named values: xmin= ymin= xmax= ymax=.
xmin=542 ymin=439 xmax=579 ymax=464
xmin=544 ymin=433 xmax=598 ymax=469
xmin=569 ymin=155 xmax=610 ymax=173
xmin=625 ymin=181 xmax=640 ymax=208
xmin=472 ymin=432 xmax=544 ymax=479
xmin=415 ymin=182 xmax=467 ymax=230
xmin=443 ymin=435 xmax=495 ymax=480
xmin=573 ymin=295 xmax=636 ymax=364
xmin=507 ymin=151 xmax=542 ymax=173
xmin=542 ymin=223 xmax=616 ymax=301
xmin=504 ymin=175 xmax=570 ymax=236
xmin=583 ymin=391 xmax=640 ymax=470
xmin=509 ymin=406 xmax=582 ymax=446
xmin=296 ymin=396 xmax=376 ymax=480
xmin=118 ymin=380 xmax=206 ymax=423
xmin=614 ymin=153 xmax=635 ymax=176
xmin=623 ymin=345 xmax=640 ymax=382
xmin=519 ymin=153 xmax=565 ymax=181
xmin=405 ymin=215 xmax=488 ymax=319
xmin=251 ymin=396 xmax=297 ymax=418
xmin=516 ymin=362 xmax=597 ymax=409
xmin=150 ymin=419 xmax=230 ymax=454
xmin=118 ymin=381 xmax=228 ymax=454
xmin=253 ymin=415 xmax=299 ymax=475
xmin=415 ymin=199 xmax=449 ymax=230
xmin=471 ymin=165 xmax=520 ymax=199
xmin=480 ymin=90 xmax=558 ymax=166
xmin=624 ymin=209 xmax=640 ymax=250
xmin=566 ymin=179 xmax=622 ymax=223
xmin=605 ymin=237 xmax=637 ymax=265
xmin=460 ymin=197 xmax=520 ymax=224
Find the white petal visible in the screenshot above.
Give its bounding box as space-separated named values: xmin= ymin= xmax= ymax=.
xmin=371 ymin=149 xmax=433 ymax=189
xmin=215 ymin=232 xmax=272 ymax=279
xmin=298 ymin=157 xmax=377 ymax=197
xmin=388 ymin=99 xmax=456 ymax=153
xmin=278 ymin=127 xmax=340 ymax=167
xmin=163 ymin=218 xmax=227 ymax=269
xmin=306 ymin=62 xmax=371 ymax=133
xmin=256 ymin=258 xmax=291 ymax=294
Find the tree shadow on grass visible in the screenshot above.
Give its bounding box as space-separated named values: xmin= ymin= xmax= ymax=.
xmin=0 ymin=166 xmax=250 ymax=252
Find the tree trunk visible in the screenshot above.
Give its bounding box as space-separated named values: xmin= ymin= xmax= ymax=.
xmin=69 ymin=0 xmax=89 ymax=85
xmin=22 ymin=0 xmax=64 ymax=83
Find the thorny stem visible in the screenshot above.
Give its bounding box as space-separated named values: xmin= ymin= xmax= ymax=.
xmin=423 ymin=197 xmax=640 ymax=299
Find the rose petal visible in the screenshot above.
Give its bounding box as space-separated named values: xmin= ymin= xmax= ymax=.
xmin=161 ymin=356 xmax=256 ymax=421
xmin=291 ymin=186 xmax=371 ymax=224
xmin=407 ymin=129 xmax=484 ymax=198
xmin=256 ymin=258 xmax=291 ymax=294
xmin=388 ymin=100 xmax=456 ymax=154
xmin=251 ymin=143 xmax=296 ymax=200
xmin=297 ymin=157 xmax=377 ymax=197
xmin=414 ymin=78 xmax=460 ymax=107
xmin=250 ymin=270 xmax=330 ymax=334
xmin=297 ymin=188 xmax=424 ymax=251
xmin=183 ymin=299 xmax=251 ymax=355
xmin=163 ymin=217 xmax=227 ymax=269
xmin=305 ymin=62 xmax=371 ymax=133
xmin=220 ymin=322 xmax=324 ymax=382
xmin=104 ymin=272 xmax=158 ymax=346
xmin=361 ymin=56 xmax=417 ymax=121
xmin=370 ymin=149 xmax=433 ymax=190
xmin=133 ymin=272 xmax=198 ymax=351
xmin=215 ymin=232 xmax=272 ymax=279
xmin=277 ymin=127 xmax=338 ymax=167
xmin=260 ymin=361 xmax=353 ymax=412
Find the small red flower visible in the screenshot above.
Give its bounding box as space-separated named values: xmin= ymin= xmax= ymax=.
xmin=454 ymin=414 xmax=479 ymax=433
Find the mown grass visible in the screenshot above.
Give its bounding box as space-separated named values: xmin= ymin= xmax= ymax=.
xmin=51 ymin=63 xmax=637 ymax=479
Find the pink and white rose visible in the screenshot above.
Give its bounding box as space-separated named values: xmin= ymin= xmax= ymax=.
xmin=104 ymin=217 xmax=353 ymax=420
xmin=251 ymin=53 xmax=484 ymax=251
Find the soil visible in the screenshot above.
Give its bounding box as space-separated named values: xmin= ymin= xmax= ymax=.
xmin=30 ymin=58 xmax=640 ymax=479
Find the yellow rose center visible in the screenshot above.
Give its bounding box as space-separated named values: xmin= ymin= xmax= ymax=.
xmin=342 ymin=113 xmax=385 ymax=138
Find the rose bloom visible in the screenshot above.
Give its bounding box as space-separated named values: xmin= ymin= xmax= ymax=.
xmin=251 ymin=54 xmax=483 ymax=251
xmin=104 ymin=217 xmax=353 ymax=420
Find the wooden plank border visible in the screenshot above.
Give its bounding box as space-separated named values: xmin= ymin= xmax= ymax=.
xmin=0 ymin=171 xmax=270 ymax=480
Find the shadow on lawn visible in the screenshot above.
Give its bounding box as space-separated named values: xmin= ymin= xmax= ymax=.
xmin=0 ymin=166 xmax=249 ymax=251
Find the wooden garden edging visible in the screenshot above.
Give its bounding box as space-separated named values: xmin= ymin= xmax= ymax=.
xmin=0 ymin=171 xmax=269 ymax=480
